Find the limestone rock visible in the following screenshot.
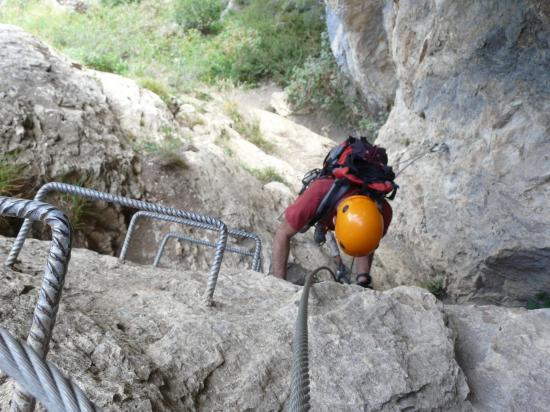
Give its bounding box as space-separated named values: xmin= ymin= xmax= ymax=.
xmin=92 ymin=71 xmax=177 ymax=144
xmin=325 ymin=0 xmax=397 ymax=113
xmin=368 ymin=1 xmax=550 ymax=304
xmin=0 ymin=236 xmax=470 ymax=411
xmin=128 ymin=141 xmax=333 ymax=277
xmin=0 ymin=24 xmax=141 ymax=255
xmin=445 ymin=304 xmax=550 ymax=411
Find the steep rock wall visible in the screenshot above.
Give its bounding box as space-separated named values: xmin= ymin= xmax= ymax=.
xmin=325 ymin=0 xmax=397 ymax=113
xmin=0 ymin=24 xmax=142 ymax=254
xmin=328 ymin=2 xmax=550 ymax=304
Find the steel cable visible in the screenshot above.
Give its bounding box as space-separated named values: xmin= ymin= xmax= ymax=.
xmin=288 ymin=266 xmax=335 ymax=412
xmin=153 ymin=232 xmax=255 ymax=268
xmin=0 ymin=326 xmax=97 ymax=412
xmin=5 ymin=183 xmax=227 ymax=304
xmin=0 ymin=197 xmax=73 ymax=412
xmin=120 ymin=211 xmax=262 ymax=271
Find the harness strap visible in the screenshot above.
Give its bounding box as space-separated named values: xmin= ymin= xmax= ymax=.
xmin=299 ymin=179 xmax=351 ymax=233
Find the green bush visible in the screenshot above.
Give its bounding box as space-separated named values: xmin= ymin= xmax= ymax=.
xmin=286 ymin=32 xmax=388 ymax=137
xmin=138 ymin=78 xmax=171 ymax=105
xmin=83 ymin=52 xmax=128 ymax=74
xmin=245 ymin=166 xmax=286 ymax=185
xmin=195 ymin=0 xmax=324 ymax=84
xmin=173 ymin=0 xmax=223 ymax=34
xmin=100 ymin=0 xmax=141 ymax=6
xmin=0 ymin=0 xmax=325 ymax=95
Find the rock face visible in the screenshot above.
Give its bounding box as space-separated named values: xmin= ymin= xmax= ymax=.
xmin=0 ymin=24 xmax=339 ymax=279
xmin=325 ymin=0 xmax=397 ymax=113
xmin=0 ymin=24 xmax=141 ymax=254
xmin=0 ymin=236 xmax=470 ymax=411
xmin=337 ymin=1 xmax=550 ymax=305
xmin=445 ymin=304 xmax=550 ymax=411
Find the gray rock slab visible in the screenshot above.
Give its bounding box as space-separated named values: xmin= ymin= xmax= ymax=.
xmin=445 ymin=304 xmax=550 ymax=412
xmin=0 ymin=236 xmax=469 ymax=411
xmin=369 ymin=0 xmax=550 ymax=304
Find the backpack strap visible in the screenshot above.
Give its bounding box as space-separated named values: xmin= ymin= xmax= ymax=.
xmin=299 ymin=179 xmax=351 ymax=233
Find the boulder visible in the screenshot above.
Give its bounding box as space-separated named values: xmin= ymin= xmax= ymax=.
xmin=369 ymin=1 xmax=550 ymax=305
xmin=445 ymin=304 xmax=550 ymax=411
xmin=0 ymin=24 xmax=142 ymax=255
xmin=0 ymin=236 xmax=470 ymax=410
xmin=92 ymin=71 xmax=178 ymax=144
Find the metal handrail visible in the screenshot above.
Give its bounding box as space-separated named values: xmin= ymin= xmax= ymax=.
xmin=120 ymin=211 xmax=262 ymax=271
xmin=153 ymin=232 xmax=255 ymax=268
xmin=0 ymin=197 xmax=72 ymax=412
xmin=5 ymin=183 xmax=228 ymax=305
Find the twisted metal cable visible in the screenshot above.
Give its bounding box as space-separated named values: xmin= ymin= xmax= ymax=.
xmin=120 ymin=211 xmax=262 ymax=271
xmin=153 ymin=232 xmax=254 ymax=268
xmin=5 ymin=183 xmax=227 ymax=304
xmin=0 ymin=197 xmax=72 ymax=412
xmin=288 ymin=267 xmax=335 ymax=412
xmin=0 ymin=326 xmax=97 ymax=412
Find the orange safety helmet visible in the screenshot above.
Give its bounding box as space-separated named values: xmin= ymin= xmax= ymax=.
xmin=334 ymin=195 xmax=384 ymax=257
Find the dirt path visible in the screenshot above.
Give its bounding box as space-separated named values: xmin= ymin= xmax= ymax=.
xmin=221 ymin=82 xmax=348 ymax=142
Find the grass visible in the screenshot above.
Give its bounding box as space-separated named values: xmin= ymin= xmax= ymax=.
xmin=420 ymin=278 xmax=446 ymax=299
xmin=0 ymin=0 xmax=324 ymax=92
xmin=214 ymin=129 xmax=234 ymax=157
xmin=132 ymin=135 xmax=188 ymax=171
xmin=224 ymin=101 xmax=274 ymax=153
xmin=244 ymin=166 xmax=286 ymax=185
xmin=55 ymin=174 xmax=95 ymax=231
xmin=0 ymin=161 xmax=27 ymax=196
xmin=138 ymin=78 xmax=171 ymax=105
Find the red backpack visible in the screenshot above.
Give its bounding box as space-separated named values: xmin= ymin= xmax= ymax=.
xmin=299 ymin=136 xmax=398 ymax=231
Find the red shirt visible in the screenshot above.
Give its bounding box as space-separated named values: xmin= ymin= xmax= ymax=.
xmin=285 ymin=177 xmax=392 ymax=234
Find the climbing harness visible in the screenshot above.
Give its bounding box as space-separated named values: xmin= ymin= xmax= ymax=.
xmin=0 ymin=326 xmax=97 ymax=412
xmin=289 ymin=266 xmax=335 ymax=412
xmin=120 ymin=210 xmax=262 ymax=272
xmin=0 ymin=197 xmax=72 ymax=411
xmin=6 ymin=182 xmax=229 ymax=305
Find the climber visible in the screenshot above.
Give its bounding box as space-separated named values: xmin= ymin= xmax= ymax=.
xmin=271 ymin=137 xmax=396 ymax=288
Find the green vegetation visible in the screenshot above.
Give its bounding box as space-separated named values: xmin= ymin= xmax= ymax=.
xmin=0 ymin=0 xmax=323 ymax=90
xmin=173 ymin=0 xmax=223 ymax=34
xmin=133 ymin=135 xmax=188 ymax=171
xmin=244 ymin=166 xmax=286 ymax=185
xmin=83 ymin=52 xmax=129 ymax=74
xmin=224 ymin=101 xmax=274 ymax=153
xmin=138 ymin=78 xmax=171 ymax=105
xmin=215 ymin=129 xmax=234 ymax=157
xmin=0 ymin=161 xmax=27 ymax=197
xmin=527 ymin=292 xmax=550 ymax=310
xmin=286 ymin=33 xmax=387 ymax=138
xmin=0 ymin=0 xmax=376 ymax=131
xmin=56 ymin=174 xmax=95 ymax=231
xmin=420 ymin=278 xmax=446 ymax=299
